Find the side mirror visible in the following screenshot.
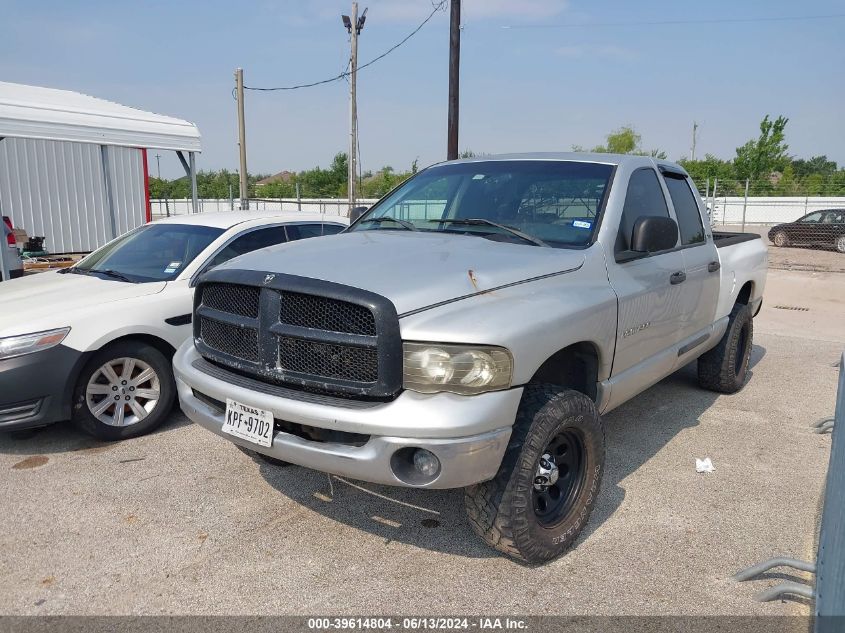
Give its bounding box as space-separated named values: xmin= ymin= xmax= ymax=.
xmin=631 ymin=216 xmax=678 ymax=253
xmin=349 ymin=206 xmax=369 ymax=223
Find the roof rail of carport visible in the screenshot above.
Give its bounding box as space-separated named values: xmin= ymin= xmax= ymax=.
xmin=0 ymin=81 xmax=201 ymax=152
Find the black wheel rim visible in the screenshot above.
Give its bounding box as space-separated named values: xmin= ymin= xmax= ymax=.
xmin=735 ymin=324 xmax=749 ymax=375
xmin=532 ymin=429 xmax=587 ymax=527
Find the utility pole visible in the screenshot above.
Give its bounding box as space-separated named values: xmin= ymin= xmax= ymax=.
xmin=343 ymin=4 xmax=366 ymax=213
xmin=154 ymin=153 xmax=161 ymax=179
xmin=235 ymin=68 xmax=249 ymax=210
xmin=447 ymin=0 xmax=460 ymax=160
xmin=691 ymin=121 xmax=698 ymax=161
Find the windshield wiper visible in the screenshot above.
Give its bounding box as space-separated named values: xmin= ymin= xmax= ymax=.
xmin=89 ymin=269 xmax=136 ymax=283
xmin=436 ymin=218 xmax=549 ymax=247
xmin=359 ymin=217 xmax=418 ymax=231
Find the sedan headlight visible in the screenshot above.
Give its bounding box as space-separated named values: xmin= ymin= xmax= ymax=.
xmin=403 ymin=342 xmax=513 ymax=395
xmin=0 ymin=327 xmax=71 ymax=360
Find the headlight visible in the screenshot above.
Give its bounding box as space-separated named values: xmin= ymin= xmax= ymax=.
xmin=0 ymin=327 xmax=71 ymax=360
xmin=403 ymin=342 xmax=513 ymax=395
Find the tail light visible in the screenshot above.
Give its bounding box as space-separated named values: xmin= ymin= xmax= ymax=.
xmin=3 ymin=216 xmax=15 ymax=247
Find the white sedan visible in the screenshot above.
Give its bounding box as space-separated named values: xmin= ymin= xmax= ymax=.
xmin=0 ymin=211 xmax=347 ymax=440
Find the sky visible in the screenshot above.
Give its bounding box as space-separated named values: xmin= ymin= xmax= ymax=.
xmin=2 ymin=0 xmax=844 ymax=179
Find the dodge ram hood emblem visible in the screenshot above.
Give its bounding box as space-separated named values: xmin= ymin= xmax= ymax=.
xmin=263 ymin=274 xmax=276 ymax=285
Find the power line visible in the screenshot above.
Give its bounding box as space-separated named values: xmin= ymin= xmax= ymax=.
xmin=244 ymin=1 xmax=447 ymax=92
xmin=501 ymin=13 xmax=845 ymax=29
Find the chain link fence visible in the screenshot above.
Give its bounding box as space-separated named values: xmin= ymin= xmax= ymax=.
xmin=692 ymin=178 xmax=845 ymax=272
xmin=702 ymin=177 xmax=845 ymax=254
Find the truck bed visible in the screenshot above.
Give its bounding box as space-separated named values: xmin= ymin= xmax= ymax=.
xmin=712 ymin=231 xmax=762 ymax=248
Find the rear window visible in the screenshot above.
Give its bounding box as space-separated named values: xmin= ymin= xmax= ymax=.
xmin=663 ymin=175 xmax=706 ymax=245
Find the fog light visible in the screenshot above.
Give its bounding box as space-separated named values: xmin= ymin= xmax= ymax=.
xmin=413 ymin=448 xmax=440 ymax=477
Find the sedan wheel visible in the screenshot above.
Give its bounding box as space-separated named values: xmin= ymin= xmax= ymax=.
xmin=772 ymin=231 xmax=789 ymax=247
xmin=73 ymin=341 xmax=175 ymax=440
xmin=836 ymin=235 xmax=845 ymax=254
xmin=85 ymin=357 xmax=161 ymax=427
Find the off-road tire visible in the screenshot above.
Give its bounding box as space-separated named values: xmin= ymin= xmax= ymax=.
xmin=464 ymin=385 xmax=605 ymax=564
xmin=72 ymin=341 xmax=176 ymax=441
xmin=697 ymin=302 xmax=753 ymax=394
xmin=772 ymin=231 xmax=789 ymax=247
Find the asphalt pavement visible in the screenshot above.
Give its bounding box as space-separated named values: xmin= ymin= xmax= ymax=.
xmin=0 ymin=268 xmax=841 ymax=616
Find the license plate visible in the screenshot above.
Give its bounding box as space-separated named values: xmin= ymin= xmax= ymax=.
xmin=222 ymin=398 xmax=274 ymax=447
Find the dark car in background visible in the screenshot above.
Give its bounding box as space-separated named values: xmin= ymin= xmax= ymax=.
xmin=768 ymin=209 xmax=845 ymax=253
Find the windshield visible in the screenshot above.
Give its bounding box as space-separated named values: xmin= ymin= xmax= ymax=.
xmin=349 ymin=160 xmax=614 ymax=248
xmin=73 ymin=223 xmax=225 ymax=283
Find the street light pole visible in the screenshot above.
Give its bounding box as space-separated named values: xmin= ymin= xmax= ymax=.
xmin=343 ymin=4 xmax=366 ymax=213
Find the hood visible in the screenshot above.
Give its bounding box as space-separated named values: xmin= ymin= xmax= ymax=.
xmin=217 ymin=231 xmax=585 ymax=315
xmin=0 ymin=271 xmax=165 ymax=336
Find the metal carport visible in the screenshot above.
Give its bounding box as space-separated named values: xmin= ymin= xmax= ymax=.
xmin=0 ymin=81 xmax=201 ymax=279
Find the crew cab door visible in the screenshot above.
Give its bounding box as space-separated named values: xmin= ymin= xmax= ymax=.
xmin=659 ymin=169 xmax=720 ymax=354
xmin=605 ymin=167 xmax=686 ymax=407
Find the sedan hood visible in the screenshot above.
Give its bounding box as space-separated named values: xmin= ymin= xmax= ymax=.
xmin=0 ymin=271 xmax=165 ymax=336
xmin=216 ymin=231 xmax=585 ymax=315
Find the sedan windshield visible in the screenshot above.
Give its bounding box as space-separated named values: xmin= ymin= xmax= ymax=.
xmin=71 ymin=223 xmax=225 ymax=283
xmin=350 ymin=160 xmax=614 ymax=248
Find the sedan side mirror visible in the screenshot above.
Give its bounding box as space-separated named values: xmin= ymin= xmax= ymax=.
xmin=631 ymin=216 xmax=678 ymax=253
xmin=349 ymin=206 xmax=369 ymax=223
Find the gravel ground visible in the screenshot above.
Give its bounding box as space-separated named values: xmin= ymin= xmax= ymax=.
xmin=722 ymin=224 xmax=845 ymax=273
xmin=0 ymin=269 xmax=840 ymax=616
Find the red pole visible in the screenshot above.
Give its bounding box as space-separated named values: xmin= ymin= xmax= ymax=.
xmin=141 ymin=148 xmax=152 ymax=223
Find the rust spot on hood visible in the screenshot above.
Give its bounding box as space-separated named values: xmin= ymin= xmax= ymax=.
xmin=468 ymin=269 xmax=479 ymax=290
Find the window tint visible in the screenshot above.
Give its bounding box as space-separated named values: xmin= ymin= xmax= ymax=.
xmin=664 ymin=175 xmax=705 ymax=245
xmin=799 ymin=212 xmax=824 ymax=223
xmin=366 ymin=175 xmax=454 ymax=222
xmin=286 ymin=223 xmax=346 ymax=240
xmin=353 ymin=161 xmax=614 ymax=248
xmin=75 ymin=223 xmax=224 ymax=282
xmin=617 ymin=169 xmax=670 ymax=252
xmin=205 ymin=226 xmax=288 ymax=269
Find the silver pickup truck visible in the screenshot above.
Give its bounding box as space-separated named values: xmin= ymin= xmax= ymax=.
xmin=174 ymin=153 xmax=767 ymax=563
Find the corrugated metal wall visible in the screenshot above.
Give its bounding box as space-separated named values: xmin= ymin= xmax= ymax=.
xmin=0 ymin=137 xmax=146 ymax=252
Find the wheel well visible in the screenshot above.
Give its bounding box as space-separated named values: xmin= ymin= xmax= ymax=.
xmin=64 ymin=335 xmax=177 ymax=418
xmin=529 ymin=342 xmax=599 ymax=401
xmin=96 ymin=334 xmax=177 ymax=360
xmin=736 ymin=281 xmax=754 ymax=305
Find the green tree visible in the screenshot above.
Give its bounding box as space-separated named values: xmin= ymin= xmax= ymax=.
xmin=598 ymin=126 xmax=639 ymax=154
xmin=360 ymin=166 xmax=411 ymax=198
xmin=733 ymin=115 xmax=789 ymax=180
xmin=679 ymin=154 xmax=738 ymax=193
xmin=791 ymin=155 xmax=836 ymax=178
xmin=582 ymin=126 xmax=667 ymax=159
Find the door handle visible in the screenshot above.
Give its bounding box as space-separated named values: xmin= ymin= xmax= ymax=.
xmin=707 ymin=261 xmax=721 ymax=273
xmin=670 ymin=271 xmax=687 ymax=285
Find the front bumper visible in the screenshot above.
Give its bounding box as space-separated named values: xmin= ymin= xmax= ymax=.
xmin=174 ymin=342 xmax=521 ymax=489
xmin=0 ymin=344 xmax=87 ymax=431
